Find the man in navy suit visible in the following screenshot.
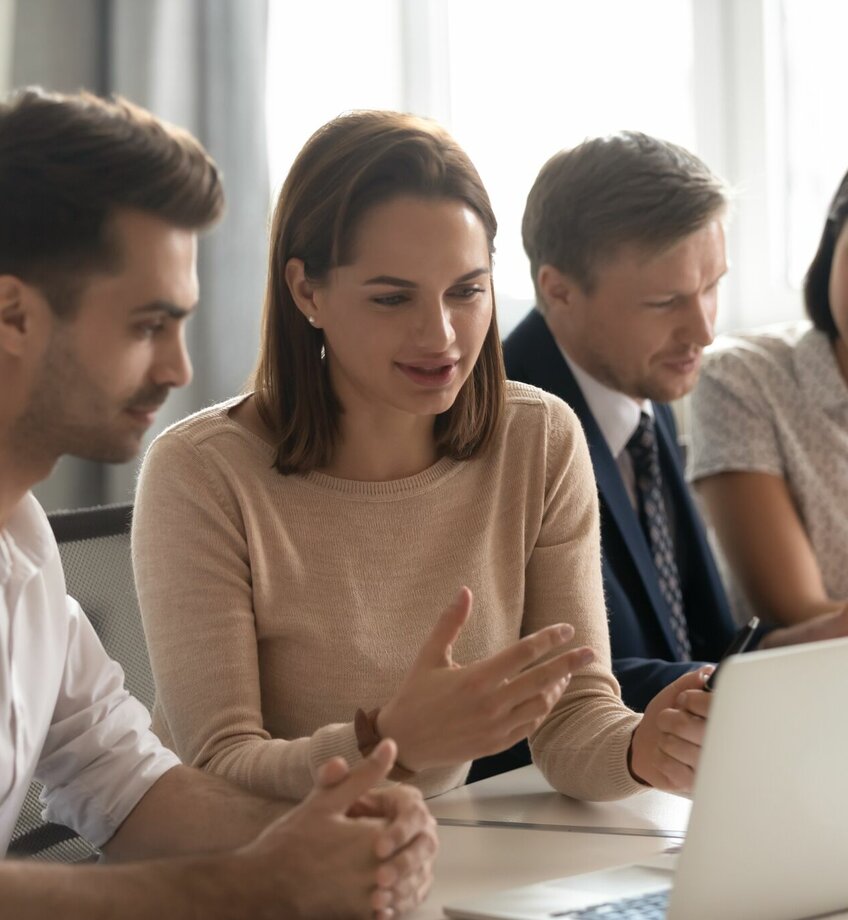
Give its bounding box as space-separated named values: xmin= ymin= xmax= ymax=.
xmin=469 ymin=132 xmax=848 ymax=782
xmin=509 ymin=129 xmax=848 ymax=702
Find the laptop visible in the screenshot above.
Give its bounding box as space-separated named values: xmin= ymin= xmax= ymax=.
xmin=445 ymin=635 xmax=848 ymax=920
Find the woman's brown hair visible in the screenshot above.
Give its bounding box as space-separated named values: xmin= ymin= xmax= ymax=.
xmin=253 ymin=110 xmax=505 ymax=475
xmin=803 ymin=167 xmax=848 ymax=340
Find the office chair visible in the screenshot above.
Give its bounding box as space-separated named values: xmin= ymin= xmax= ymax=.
xmin=8 ymin=502 xmax=153 ymax=861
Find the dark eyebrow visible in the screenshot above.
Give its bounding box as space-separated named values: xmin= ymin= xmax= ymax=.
xmin=363 ymin=275 xmax=416 ymax=288
xmin=647 ymin=265 xmax=730 ymax=301
xmin=453 ymin=268 xmax=491 ymax=284
xmin=362 ymin=267 xmax=490 ymax=287
xmin=130 ymin=300 xmax=196 ymax=320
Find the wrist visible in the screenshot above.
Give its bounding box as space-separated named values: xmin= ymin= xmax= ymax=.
xmin=627 ymin=726 xmax=651 ymax=787
xmin=228 ymin=843 xmax=312 ymax=920
xmin=354 ymin=707 xmax=416 ymax=779
xmin=160 ymin=851 xmax=261 ymax=920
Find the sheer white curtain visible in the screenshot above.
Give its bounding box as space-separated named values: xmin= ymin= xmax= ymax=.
xmin=782 ymin=0 xmax=848 ymax=287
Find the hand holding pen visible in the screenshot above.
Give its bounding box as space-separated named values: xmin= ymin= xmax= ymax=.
xmin=704 ymin=616 xmax=760 ymax=692
xmin=630 ymin=616 xmax=760 ymax=793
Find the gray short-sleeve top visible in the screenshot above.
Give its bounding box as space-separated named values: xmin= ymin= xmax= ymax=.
xmin=688 ymin=321 xmax=848 ymax=618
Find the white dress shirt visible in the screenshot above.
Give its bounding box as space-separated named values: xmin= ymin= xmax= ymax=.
xmin=559 ymin=348 xmax=653 ymax=509
xmin=0 ymin=493 xmax=179 ymax=854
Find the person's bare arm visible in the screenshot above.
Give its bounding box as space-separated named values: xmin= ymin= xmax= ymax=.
xmin=101 ymin=764 xmax=289 ymax=860
xmin=0 ymin=855 xmax=243 ymax=920
xmin=696 ymin=470 xmax=844 ymax=625
xmin=6 ymin=741 xmax=436 ymax=920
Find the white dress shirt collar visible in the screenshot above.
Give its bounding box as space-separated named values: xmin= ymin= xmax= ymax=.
xmin=559 ymin=346 xmax=653 ymax=459
xmin=0 ymin=493 xmax=54 ymax=585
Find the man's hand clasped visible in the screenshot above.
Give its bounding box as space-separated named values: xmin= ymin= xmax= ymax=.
xmin=241 ymin=740 xmax=437 ymax=919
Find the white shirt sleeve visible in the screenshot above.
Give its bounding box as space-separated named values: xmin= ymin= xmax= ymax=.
xmin=35 ymin=595 xmax=180 ymax=847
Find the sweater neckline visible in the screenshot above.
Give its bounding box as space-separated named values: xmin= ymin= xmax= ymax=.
xmin=218 ymin=395 xmax=463 ymax=499
xmin=301 ymin=455 xmax=460 ymax=497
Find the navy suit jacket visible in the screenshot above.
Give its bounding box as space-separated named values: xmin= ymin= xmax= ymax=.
xmin=503 ymin=309 xmax=737 ymax=712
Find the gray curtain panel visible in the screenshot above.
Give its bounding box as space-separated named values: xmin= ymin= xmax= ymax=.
xmin=0 ymin=1 xmax=16 ymax=94
xmin=11 ymin=0 xmax=270 ymax=509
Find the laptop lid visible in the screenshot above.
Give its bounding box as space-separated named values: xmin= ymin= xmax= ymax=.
xmin=667 ymin=634 xmax=848 ymax=920
xmin=445 ymin=636 xmax=848 ymax=920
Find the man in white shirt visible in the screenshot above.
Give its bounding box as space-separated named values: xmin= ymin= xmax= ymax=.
xmin=0 ymin=87 xmax=436 ymax=918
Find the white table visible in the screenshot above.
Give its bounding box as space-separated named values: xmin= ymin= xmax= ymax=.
xmin=409 ymin=823 xmax=677 ymax=919
xmin=429 ymin=766 xmax=691 ymax=838
xmin=410 ymin=766 xmax=686 ymax=919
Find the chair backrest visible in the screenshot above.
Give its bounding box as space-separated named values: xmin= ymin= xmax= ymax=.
xmin=8 ymin=503 xmax=152 ymax=861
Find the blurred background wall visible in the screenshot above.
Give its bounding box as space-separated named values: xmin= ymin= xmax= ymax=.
xmin=4 ymin=0 xmax=846 ymax=510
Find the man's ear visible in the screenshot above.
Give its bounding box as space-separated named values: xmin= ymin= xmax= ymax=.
xmin=284 ymin=258 xmax=324 ymax=328
xmin=0 ymin=276 xmax=34 ymax=356
xmin=537 ymin=264 xmax=581 ymax=314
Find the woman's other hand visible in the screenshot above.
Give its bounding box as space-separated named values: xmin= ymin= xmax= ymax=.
xmin=628 ymin=666 xmax=713 ymax=795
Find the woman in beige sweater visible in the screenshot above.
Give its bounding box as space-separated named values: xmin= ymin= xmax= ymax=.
xmin=132 ymin=112 xmax=711 ymax=803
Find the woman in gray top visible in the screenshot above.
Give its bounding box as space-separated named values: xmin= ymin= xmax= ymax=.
xmin=689 ymin=169 xmax=848 ymax=627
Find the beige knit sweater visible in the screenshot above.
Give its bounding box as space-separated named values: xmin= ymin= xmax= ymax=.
xmin=132 ymin=381 xmax=643 ymax=802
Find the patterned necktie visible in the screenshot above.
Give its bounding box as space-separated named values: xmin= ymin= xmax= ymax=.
xmin=626 ymin=413 xmax=692 ymax=661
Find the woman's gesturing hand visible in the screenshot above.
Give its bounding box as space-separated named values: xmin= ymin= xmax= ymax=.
xmin=376 ymin=587 xmax=595 ymax=772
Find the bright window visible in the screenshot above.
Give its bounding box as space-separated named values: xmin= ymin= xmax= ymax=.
xmin=265 ymin=0 xmax=403 ymax=197
xmin=265 ymin=1 xmax=845 ymax=336
xmin=782 ymin=0 xmax=848 ymax=287
xmin=266 ymin=0 xmax=697 ymax=335
xmin=445 ymin=0 xmax=696 ymax=331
